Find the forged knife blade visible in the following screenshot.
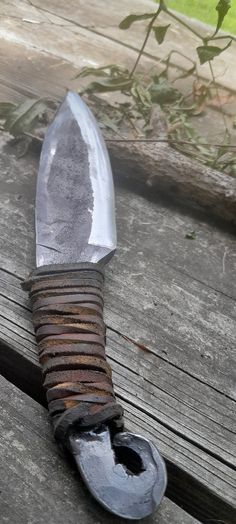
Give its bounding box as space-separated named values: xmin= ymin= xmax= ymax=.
xmin=23 ymin=91 xmax=167 ymax=520
xmin=36 ymin=91 xmax=116 ymax=267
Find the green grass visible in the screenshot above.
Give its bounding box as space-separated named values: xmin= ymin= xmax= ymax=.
xmin=165 ymin=0 xmax=236 ymax=34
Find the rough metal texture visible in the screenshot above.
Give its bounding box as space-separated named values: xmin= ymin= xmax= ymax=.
xmin=24 ymin=263 xmax=123 ymax=442
xmin=36 ymin=91 xmax=116 ymax=267
xmin=69 ymin=426 xmax=167 ymax=520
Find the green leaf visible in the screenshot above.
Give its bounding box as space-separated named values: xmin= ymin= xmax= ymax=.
xmin=83 ymin=76 xmax=133 ymax=94
xmin=131 ymin=83 xmax=152 ymax=108
xmin=152 ymin=24 xmax=170 ymax=44
xmin=4 ymin=98 xmax=47 ymax=136
xmin=149 ymin=79 xmax=181 ymax=104
xmin=75 ymin=64 xmax=128 ymax=79
xmin=196 ymin=41 xmax=232 ymax=64
xmin=0 ymin=102 xmax=16 ymax=119
xmin=216 ymin=0 xmax=231 ymax=33
xmin=185 ymin=230 xmax=197 ymax=240
xmin=98 ymin=114 xmax=119 ymax=133
xmin=174 ymin=64 xmax=196 ymax=81
xmin=119 ymin=13 xmax=154 ymax=30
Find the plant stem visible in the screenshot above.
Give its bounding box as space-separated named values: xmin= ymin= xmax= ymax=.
xmin=129 ymin=6 xmax=162 ymax=77
xmin=209 ymin=61 xmax=229 ymax=133
xmin=165 ymin=8 xmax=203 ymax=40
xmin=210 ymin=34 xmax=236 ymax=42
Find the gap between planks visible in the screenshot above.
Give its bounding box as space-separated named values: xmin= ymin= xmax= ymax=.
xmin=0 ymin=136 xmax=235 ymax=400
xmin=0 ymin=268 xmax=235 ymax=523
xmin=0 ymin=373 xmax=202 ymax=524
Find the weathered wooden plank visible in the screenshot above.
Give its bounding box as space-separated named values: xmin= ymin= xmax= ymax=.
xmin=0 ymin=31 xmax=235 ymax=229
xmin=0 ymin=134 xmax=235 ymax=394
xmin=0 ymin=374 xmax=201 ymax=524
xmin=0 ymin=275 xmax=236 ymax=522
xmin=0 ymin=1 xmax=153 ymax=71
xmin=0 ymin=3 xmax=235 ymax=521
xmin=0 ymin=37 xmax=78 ymax=101
xmin=1 ymin=279 xmax=235 ymax=464
xmin=21 ymin=0 xmax=236 ymax=91
xmin=0 ymin=135 xmax=236 ymax=521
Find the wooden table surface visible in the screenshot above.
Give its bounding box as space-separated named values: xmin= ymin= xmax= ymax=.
xmin=0 ymin=1 xmax=235 ymax=523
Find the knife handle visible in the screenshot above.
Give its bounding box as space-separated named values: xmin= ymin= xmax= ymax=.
xmin=23 ymin=263 xmax=124 ymax=445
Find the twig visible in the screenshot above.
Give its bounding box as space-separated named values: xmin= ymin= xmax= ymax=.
xmin=209 ymin=61 xmax=229 ymax=134
xmin=106 ymin=138 xmax=236 ymax=149
xmin=210 ymin=34 xmax=236 ymax=42
xmin=129 ymin=5 xmax=162 ymax=77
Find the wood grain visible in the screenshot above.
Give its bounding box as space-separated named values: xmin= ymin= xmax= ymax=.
xmin=0 ymin=28 xmax=235 ymax=226
xmin=108 ymin=138 xmax=236 ymax=226
xmin=1 ymin=374 xmax=202 ymax=524
xmin=0 ymin=134 xmax=235 ymax=522
xmin=0 ymin=3 xmax=235 ymax=520
xmin=0 ymin=1 xmax=153 ymax=70
xmin=7 ymin=0 xmax=236 ymax=91
xmin=0 ymin=135 xmax=235 ymax=390
xmin=1 ymin=271 xmax=236 ymax=522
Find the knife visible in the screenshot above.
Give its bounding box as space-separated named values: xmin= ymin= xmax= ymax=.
xmin=23 ymin=91 xmax=167 ymax=519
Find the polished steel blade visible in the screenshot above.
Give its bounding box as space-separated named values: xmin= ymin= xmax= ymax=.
xmin=36 ymin=91 xmax=116 ymax=267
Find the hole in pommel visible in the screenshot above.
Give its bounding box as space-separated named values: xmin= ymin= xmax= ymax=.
xmin=114 ymin=445 xmax=145 ymax=476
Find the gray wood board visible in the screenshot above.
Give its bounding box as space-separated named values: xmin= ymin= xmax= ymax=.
xmin=0 ymin=134 xmax=235 ymax=391
xmin=0 ymin=37 xmax=236 ymax=229
xmin=0 ymin=134 xmax=235 ymax=522
xmin=2 ymin=0 xmax=236 ymax=90
xmin=0 ymin=374 xmax=201 ymax=524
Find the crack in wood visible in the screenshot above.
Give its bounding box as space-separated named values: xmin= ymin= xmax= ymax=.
xmin=107 ymin=325 xmax=236 ymax=403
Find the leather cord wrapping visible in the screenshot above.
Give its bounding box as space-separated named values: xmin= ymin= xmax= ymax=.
xmin=23 ymin=263 xmax=124 ymax=444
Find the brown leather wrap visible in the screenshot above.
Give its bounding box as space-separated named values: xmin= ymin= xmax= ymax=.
xmin=23 ymin=263 xmax=124 ymax=443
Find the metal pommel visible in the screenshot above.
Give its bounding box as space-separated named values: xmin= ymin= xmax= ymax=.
xmin=69 ymin=425 xmax=167 ymax=520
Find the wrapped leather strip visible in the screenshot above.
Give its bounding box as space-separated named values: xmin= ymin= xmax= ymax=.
xmin=44 ymin=369 xmax=112 ymax=388
xmin=53 ymin=403 xmax=124 ymax=442
xmin=22 ymin=263 xmax=104 ymax=290
xmin=32 ymin=292 xmax=104 ymax=306
xmin=38 ymin=334 xmax=105 ymax=356
xmin=46 ymin=382 xmax=115 ymax=402
xmin=39 ymin=344 xmax=106 ymax=362
xmin=49 ymin=394 xmax=114 ymax=417
xmin=33 ymin=313 xmax=105 ymax=329
xmin=32 ymin=303 xmax=103 ymax=317
xmin=35 ymin=323 xmax=104 ymax=341
xmin=23 ymin=262 xmax=124 ymax=444
xmin=33 ymin=298 xmax=103 ymax=314
xmin=30 ymin=278 xmax=104 ymax=294
xmin=42 ymin=355 xmax=112 ymax=377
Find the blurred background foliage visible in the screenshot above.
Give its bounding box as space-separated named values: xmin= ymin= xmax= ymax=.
xmin=1 ymin=0 xmax=236 ymax=175
xmin=164 ymin=0 xmax=236 ymax=34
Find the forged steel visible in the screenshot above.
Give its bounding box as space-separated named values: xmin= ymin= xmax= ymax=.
xmin=24 ymin=91 xmax=167 ymax=520
xmin=69 ymin=425 xmax=167 ymax=520
xmin=36 ymin=91 xmax=116 ymax=267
